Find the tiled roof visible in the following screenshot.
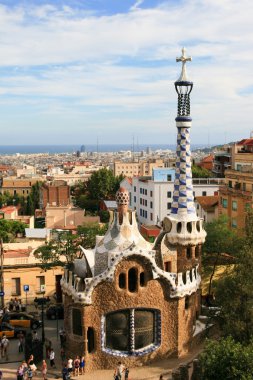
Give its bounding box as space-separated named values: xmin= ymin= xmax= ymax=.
xmin=237 ymin=138 xmax=253 ymax=146
xmin=0 ymin=206 xmax=17 ymax=214
xmin=195 ymin=196 xmax=219 ymax=211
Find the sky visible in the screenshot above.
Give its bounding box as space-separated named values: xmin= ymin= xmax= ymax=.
xmin=0 ymin=0 xmax=253 ymax=146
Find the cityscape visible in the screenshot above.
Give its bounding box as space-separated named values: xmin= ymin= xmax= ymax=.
xmin=0 ymin=1 xmax=253 ymax=380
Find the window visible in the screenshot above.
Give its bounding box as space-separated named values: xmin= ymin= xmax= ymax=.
xmin=140 ymin=272 xmax=145 ymax=287
xmin=128 ymin=268 xmax=137 ymax=292
xmin=150 ymin=201 xmax=153 ymax=208
xmin=11 ymin=278 xmax=21 ymax=296
xmin=145 ymin=189 xmax=147 ymax=195
xmin=242 ymin=183 xmax=246 ymax=191
xmin=185 ymin=296 xmax=190 ymax=310
xmin=36 ymin=276 xmax=45 ymax=293
xmin=232 ymin=201 xmax=237 ymax=211
xmin=167 ymin=202 xmax=171 ymax=210
xmin=167 ymin=191 xmax=172 ymax=198
xmin=104 ymin=308 xmax=160 ymax=355
xmin=150 ymin=212 xmax=153 ymax=221
xmin=140 ymin=198 xmax=143 ymax=205
xmin=202 ymin=191 xmax=207 ymax=196
xmin=145 ymin=210 xmax=147 ymax=218
xmin=150 ymin=191 xmax=153 ymax=197
xmin=232 ymin=219 xmax=237 ymax=228
xmin=164 ymin=261 xmax=171 ymax=272
xmin=140 ymin=209 xmax=143 ymax=217
xmin=186 ymin=247 xmax=191 ymax=259
xmin=145 ymin=200 xmax=147 ymax=206
xmin=245 ymin=203 xmax=251 ymax=211
xmin=72 ymin=308 xmax=82 ymax=336
xmin=222 ymin=198 xmax=228 ymax=208
xmin=167 ymin=175 xmax=172 ymax=181
xmin=228 ymin=181 xmax=232 ymax=188
xmin=134 ymin=187 xmax=136 ymax=192
xmin=119 ymin=273 xmax=126 ymax=289
xmin=87 ymin=327 xmax=95 ymax=352
xmin=134 ymin=196 xmax=136 ymax=203
xmin=140 ymin=188 xmax=143 ymax=194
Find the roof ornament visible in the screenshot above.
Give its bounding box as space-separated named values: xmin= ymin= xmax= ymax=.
xmin=176 ymin=47 xmax=192 ymax=82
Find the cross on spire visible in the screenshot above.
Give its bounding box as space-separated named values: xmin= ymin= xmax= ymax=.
xmin=176 ymin=47 xmax=192 ymax=82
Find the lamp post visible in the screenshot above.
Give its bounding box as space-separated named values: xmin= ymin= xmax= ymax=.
xmin=34 ymin=291 xmax=50 ymax=347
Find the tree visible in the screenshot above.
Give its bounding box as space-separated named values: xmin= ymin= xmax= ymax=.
xmin=34 ymin=223 xmax=108 ymax=270
xmin=192 ymin=164 xmax=212 ymax=178
xmin=199 ymin=337 xmax=253 ymax=380
xmin=203 ymin=215 xmax=242 ymax=295
xmin=0 ymin=219 xmax=25 ymax=242
xmin=86 ymin=168 xmax=116 ymax=200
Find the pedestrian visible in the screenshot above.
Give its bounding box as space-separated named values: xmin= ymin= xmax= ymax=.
xmin=28 ymin=354 xmax=37 ymax=373
xmin=114 ymin=362 xmax=125 ymax=380
xmin=49 ymin=348 xmax=56 ymax=368
xmin=74 ymin=356 xmax=80 ymax=376
xmin=27 ymin=366 xmax=33 ymax=380
xmin=0 ymin=370 xmax=2 ymax=380
xmin=22 ymin=362 xmax=28 ymax=380
xmin=32 ymin=330 xmax=39 ymax=341
xmin=16 ymin=365 xmax=24 ymax=380
xmin=62 ymin=364 xmax=70 ymax=380
xmin=67 ymin=357 xmax=73 ymax=375
xmin=125 ymin=367 xmax=129 ymax=380
xmin=17 ymin=331 xmax=24 ymax=352
xmin=79 ymin=356 xmax=85 ymax=375
xmin=1 ymin=335 xmax=9 ymax=360
xmin=41 ymin=359 xmax=47 ymax=380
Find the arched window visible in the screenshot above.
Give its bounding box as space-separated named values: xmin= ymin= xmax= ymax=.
xmin=87 ymin=327 xmax=95 ymax=353
xmin=185 ymin=296 xmax=190 ymax=310
xmin=186 ymin=246 xmax=191 ymax=259
xmin=128 ymin=268 xmax=137 ymax=292
xmin=140 ymin=272 xmax=145 ymax=287
xmin=119 ymin=273 xmax=126 ymax=289
xmin=104 ymin=308 xmax=160 ymax=356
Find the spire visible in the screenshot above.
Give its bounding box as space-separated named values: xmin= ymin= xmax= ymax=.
xmin=171 ymin=48 xmax=195 ymax=217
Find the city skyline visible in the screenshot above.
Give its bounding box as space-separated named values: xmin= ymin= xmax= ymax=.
xmin=0 ymin=0 xmax=252 ymax=145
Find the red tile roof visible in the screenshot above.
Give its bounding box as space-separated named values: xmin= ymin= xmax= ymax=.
xmin=195 ymin=196 xmax=219 ymax=211
xmin=0 ymin=206 xmax=17 ymax=214
xmin=237 ymin=138 xmax=253 ymax=146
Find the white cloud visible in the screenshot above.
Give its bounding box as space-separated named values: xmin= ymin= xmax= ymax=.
xmin=0 ymin=0 xmax=252 ymax=144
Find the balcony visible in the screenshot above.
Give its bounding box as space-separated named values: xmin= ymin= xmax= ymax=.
xmin=219 ymin=185 xmax=252 ymax=200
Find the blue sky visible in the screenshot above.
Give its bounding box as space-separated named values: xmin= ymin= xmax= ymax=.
xmin=0 ymin=0 xmax=252 ymax=146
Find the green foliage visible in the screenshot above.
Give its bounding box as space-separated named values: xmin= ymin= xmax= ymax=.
xmin=203 ymin=215 xmax=242 ymax=257
xmin=77 ymin=223 xmax=108 ymax=249
xmin=34 ymin=223 xmax=108 ymax=270
xmin=199 ymin=337 xmax=253 ymax=380
xmin=215 ymin=246 xmax=253 ymax=343
xmin=0 ymin=219 xmax=25 ymax=242
xmin=86 ymin=168 xmax=116 ymax=200
xmin=192 ymin=164 xmax=212 ymax=178
xmin=99 ymin=210 xmax=110 ymax=223
xmin=26 ymin=182 xmax=42 ymax=215
xmin=75 ymin=195 xmax=98 ymax=213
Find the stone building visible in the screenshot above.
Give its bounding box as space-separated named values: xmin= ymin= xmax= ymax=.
xmin=61 ymin=49 xmax=206 ymax=371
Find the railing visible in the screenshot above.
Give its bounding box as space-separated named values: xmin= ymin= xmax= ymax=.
xmin=219 ymin=185 xmax=252 ymax=199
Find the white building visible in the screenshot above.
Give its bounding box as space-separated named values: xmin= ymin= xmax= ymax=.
xmin=121 ymin=169 xmax=224 ymax=226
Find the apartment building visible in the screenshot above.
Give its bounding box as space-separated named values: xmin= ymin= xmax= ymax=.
xmin=219 ymin=138 xmax=253 ymax=232
xmin=114 ymin=159 xmax=165 ymax=177
xmin=0 ymin=177 xmax=44 ymax=197
xmin=121 ymin=168 xmax=223 ymax=226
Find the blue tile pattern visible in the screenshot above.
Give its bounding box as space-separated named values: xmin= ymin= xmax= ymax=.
xmin=171 ymin=127 xmax=196 ymax=215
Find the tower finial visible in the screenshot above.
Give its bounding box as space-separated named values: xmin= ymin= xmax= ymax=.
xmin=176 ymin=47 xmax=192 ymax=82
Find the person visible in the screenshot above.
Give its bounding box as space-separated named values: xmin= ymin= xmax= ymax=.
xmin=0 ymin=369 xmax=2 ymax=379
xmin=41 ymin=359 xmax=47 ymax=380
xmin=59 ymin=327 xmax=66 ymax=347
xmin=125 ymin=367 xmax=129 ymax=380
xmin=21 ymin=362 xmax=28 ymax=380
xmin=27 ymin=366 xmax=33 ymax=380
xmin=67 ymin=357 xmax=73 ymax=375
xmin=28 ymin=354 xmax=37 ymax=373
xmin=62 ymin=364 xmax=70 ymax=380
xmin=17 ymin=331 xmax=24 ymax=352
xmin=32 ymin=330 xmax=39 ymax=341
xmin=114 ymin=362 xmax=125 ymax=380
xmin=74 ymin=356 xmax=80 ymax=376
xmin=1 ymin=335 xmax=9 ymax=360
xmin=79 ymin=356 xmax=85 ymax=375
xmin=49 ymin=348 xmax=56 ymax=368
xmin=17 ymin=365 xmax=24 ymax=380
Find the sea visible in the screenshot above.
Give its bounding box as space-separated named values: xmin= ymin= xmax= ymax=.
xmin=0 ymin=144 xmax=207 ymax=155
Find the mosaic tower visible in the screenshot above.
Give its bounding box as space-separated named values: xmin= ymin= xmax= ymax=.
xmin=61 ymin=49 xmax=206 ymax=371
